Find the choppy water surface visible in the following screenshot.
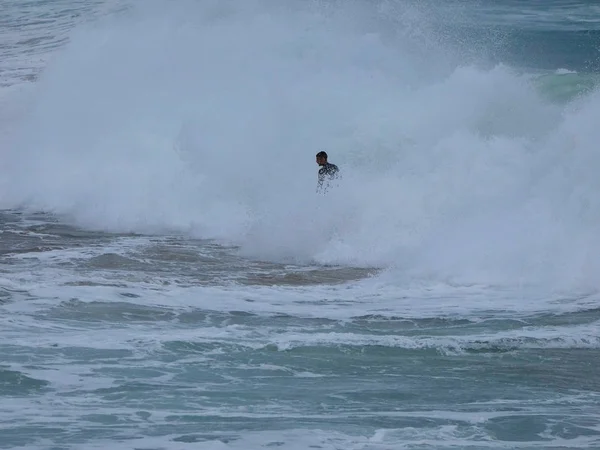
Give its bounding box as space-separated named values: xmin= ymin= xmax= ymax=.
xmin=2 ymin=210 xmax=599 ymax=449
xmin=1 ymin=1 xmax=600 ymax=449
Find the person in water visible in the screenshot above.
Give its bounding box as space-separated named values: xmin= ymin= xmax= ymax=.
xmin=316 ymin=151 xmax=340 ymax=193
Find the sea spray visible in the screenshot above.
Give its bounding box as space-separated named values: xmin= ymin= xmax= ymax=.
xmin=3 ymin=0 xmax=600 ymax=290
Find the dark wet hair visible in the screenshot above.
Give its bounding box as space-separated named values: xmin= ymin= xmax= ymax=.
xmin=316 ymin=151 xmax=328 ymax=159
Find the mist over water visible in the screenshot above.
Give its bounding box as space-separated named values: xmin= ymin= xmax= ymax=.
xmin=3 ymin=0 xmax=600 ymax=289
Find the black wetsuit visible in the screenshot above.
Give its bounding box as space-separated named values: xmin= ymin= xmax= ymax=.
xmin=317 ymin=162 xmax=340 ymax=193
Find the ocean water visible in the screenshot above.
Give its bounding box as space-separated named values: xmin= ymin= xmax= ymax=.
xmin=1 ymin=1 xmax=600 ymax=449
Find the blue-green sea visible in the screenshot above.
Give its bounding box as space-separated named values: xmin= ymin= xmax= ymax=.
xmin=1 ymin=1 xmax=600 ymax=449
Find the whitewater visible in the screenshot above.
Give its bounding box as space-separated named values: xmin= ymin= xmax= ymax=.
xmin=1 ymin=0 xmax=600 ymax=448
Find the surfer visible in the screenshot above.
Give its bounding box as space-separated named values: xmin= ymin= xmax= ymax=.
xmin=316 ymin=151 xmax=340 ymax=193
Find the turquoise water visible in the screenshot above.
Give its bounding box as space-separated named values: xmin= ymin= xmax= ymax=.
xmin=1 ymin=1 xmax=600 ymax=449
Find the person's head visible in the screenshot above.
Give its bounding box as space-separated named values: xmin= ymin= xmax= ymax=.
xmin=316 ymin=151 xmax=328 ymax=166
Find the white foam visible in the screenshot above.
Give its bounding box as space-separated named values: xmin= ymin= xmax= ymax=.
xmin=556 ymin=68 xmax=578 ymax=75
xmin=2 ymin=0 xmax=600 ymax=295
